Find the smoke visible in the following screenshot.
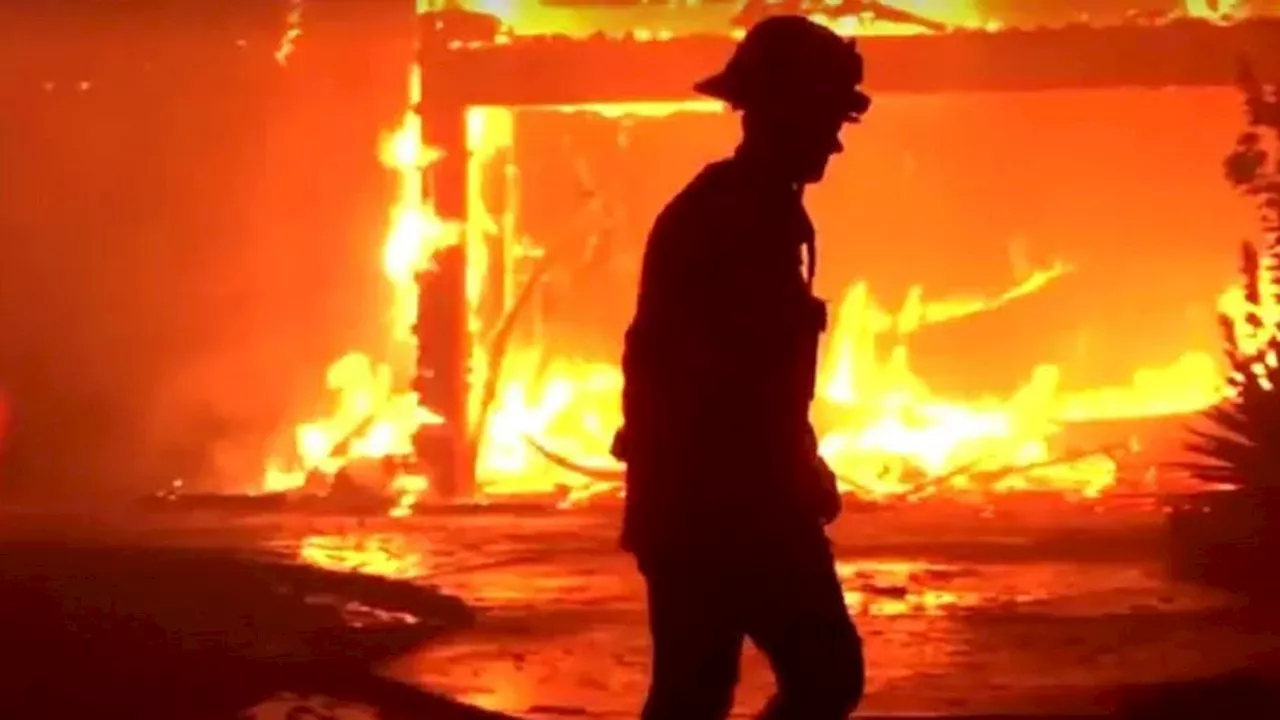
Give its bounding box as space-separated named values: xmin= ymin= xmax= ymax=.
xmin=0 ymin=7 xmax=408 ymax=500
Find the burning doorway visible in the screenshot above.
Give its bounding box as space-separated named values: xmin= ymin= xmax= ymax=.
xmin=261 ymin=1 xmax=1280 ymax=516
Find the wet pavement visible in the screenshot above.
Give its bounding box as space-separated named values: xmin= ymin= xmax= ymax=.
xmin=231 ymin=504 xmax=1273 ymax=718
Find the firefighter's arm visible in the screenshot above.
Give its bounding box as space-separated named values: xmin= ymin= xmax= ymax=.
xmin=806 ymin=424 xmax=842 ymax=524
xmin=616 ymin=204 xmax=725 ymax=451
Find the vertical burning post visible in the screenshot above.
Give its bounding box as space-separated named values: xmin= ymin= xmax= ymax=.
xmin=412 ymin=0 xmax=475 ymax=500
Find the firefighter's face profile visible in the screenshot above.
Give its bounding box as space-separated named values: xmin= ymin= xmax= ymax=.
xmin=776 ymin=106 xmax=847 ymax=185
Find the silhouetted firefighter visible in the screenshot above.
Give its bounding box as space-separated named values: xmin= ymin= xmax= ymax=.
xmin=611 ymin=16 xmax=870 ymax=720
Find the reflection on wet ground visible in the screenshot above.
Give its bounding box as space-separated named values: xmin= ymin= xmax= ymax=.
xmin=297 ymin=533 xmax=429 ymax=581
xmin=261 ymin=510 xmax=1264 ymax=717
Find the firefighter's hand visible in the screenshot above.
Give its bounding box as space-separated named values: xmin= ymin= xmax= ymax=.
xmin=813 ymin=456 xmax=842 ymax=526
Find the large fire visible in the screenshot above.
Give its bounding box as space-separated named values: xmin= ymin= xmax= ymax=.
xmin=261 ymin=1 xmax=1263 ymax=513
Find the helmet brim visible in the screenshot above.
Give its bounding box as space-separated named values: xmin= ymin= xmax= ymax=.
xmin=693 ymin=72 xmax=870 ymax=122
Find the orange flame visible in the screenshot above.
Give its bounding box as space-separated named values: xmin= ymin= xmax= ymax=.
xmin=262 ymin=60 xmax=456 ymax=502
xmin=264 ymin=2 xmax=1256 ymax=515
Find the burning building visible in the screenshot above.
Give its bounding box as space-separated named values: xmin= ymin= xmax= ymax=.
xmin=261 ymin=1 xmax=1280 ymax=515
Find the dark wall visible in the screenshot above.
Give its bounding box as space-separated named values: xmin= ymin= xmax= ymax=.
xmin=0 ymin=2 xmax=414 ymax=499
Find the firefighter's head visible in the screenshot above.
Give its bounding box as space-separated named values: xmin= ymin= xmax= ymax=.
xmin=694 ymin=15 xmax=871 ymax=184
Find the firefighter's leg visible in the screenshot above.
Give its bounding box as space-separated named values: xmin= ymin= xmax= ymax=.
xmin=640 ymin=560 xmax=744 ymax=720
xmin=748 ymin=533 xmax=864 ymax=720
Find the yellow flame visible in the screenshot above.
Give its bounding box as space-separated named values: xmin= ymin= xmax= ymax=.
xmin=460 ymin=0 xmax=992 ymax=40
xmin=274 ymin=0 xmax=304 ymax=66
xmin=265 ymin=3 xmax=1259 ymax=513
xmin=262 ymin=59 xmax=458 ymax=499
xmin=1183 ymin=0 xmax=1246 ymax=23
xmin=268 ymin=94 xmax=1240 ymax=510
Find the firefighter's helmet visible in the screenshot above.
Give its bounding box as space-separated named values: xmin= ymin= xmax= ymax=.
xmin=694 ymin=15 xmax=871 ymax=122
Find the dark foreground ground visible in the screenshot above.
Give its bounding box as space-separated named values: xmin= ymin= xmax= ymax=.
xmin=2 ymin=500 xmax=1278 ymax=717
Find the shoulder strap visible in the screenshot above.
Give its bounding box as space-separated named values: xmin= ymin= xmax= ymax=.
xmin=795 ymin=185 xmax=817 ymax=291
xmin=803 ymin=234 xmax=817 ymax=291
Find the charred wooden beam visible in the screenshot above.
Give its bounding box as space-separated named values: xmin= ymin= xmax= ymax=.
xmin=413 ymin=244 xmax=474 ymax=500
xmin=420 ymin=18 xmax=1280 ymax=107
